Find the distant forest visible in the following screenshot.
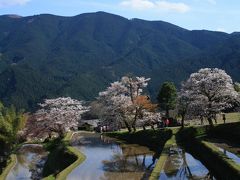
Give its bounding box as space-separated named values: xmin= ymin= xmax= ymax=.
xmin=0 ymin=12 xmax=239 ymax=110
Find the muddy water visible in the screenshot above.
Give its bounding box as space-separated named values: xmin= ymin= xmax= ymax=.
xmin=68 ymin=132 xmax=157 ymax=180
xmin=159 ymin=146 xmax=215 ymax=180
xmin=6 ymin=144 xmax=48 ymax=180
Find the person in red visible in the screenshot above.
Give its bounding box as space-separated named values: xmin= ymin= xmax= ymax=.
xmin=165 ymin=118 xmax=170 ymax=127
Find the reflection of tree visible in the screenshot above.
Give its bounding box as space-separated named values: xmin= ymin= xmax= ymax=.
xmin=147 ymin=154 xmax=157 ymax=170
xmin=102 ymin=154 xmax=144 ymax=172
xmin=17 ymin=145 xmax=46 ymax=169
xmin=163 ymin=148 xmax=214 ymax=179
xmin=101 ymin=146 xmax=155 ymax=180
xmin=121 ymin=144 xmax=153 ymax=157
xmin=71 ymin=133 xmax=118 ymax=149
xmin=13 ymin=145 xmax=47 ymax=176
xmin=179 ymin=150 xmax=193 ymax=178
xmin=163 ymin=148 xmax=182 ymax=177
xmin=164 ymin=148 xmax=194 ymax=178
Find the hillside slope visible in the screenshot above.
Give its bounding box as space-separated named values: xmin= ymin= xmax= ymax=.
xmin=0 ymin=12 xmax=239 ymax=110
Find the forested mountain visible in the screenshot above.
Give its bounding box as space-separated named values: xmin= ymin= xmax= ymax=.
xmin=0 ymin=12 xmax=239 ymax=110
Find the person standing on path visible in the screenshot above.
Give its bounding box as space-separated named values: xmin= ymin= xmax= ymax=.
xmin=222 ymin=114 xmax=226 ymax=124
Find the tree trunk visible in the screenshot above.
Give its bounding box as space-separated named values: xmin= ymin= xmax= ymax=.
xmin=166 ymin=108 xmax=169 ymax=118
xmin=142 ymin=155 xmax=146 ymax=166
xmin=132 ymin=125 xmax=136 ymax=132
xmin=48 ymin=132 xmax=52 ymax=139
xmin=59 ymin=130 xmax=64 ymax=139
xmin=200 ymin=116 xmax=204 ymax=125
xmin=151 ymin=124 xmax=155 ymax=130
xmin=207 ymin=117 xmax=213 ymax=126
xmin=181 ymin=115 xmax=185 ymax=128
xmin=124 ymin=120 xmax=132 ymax=132
xmin=131 ymin=107 xmax=139 ymax=132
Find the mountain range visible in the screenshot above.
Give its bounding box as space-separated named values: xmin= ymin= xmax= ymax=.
xmin=0 ymin=11 xmax=239 ymax=110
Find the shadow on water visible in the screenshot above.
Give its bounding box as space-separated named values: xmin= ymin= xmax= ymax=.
xmin=68 ymin=132 xmax=157 ymax=180
xmin=205 ymin=139 xmax=240 ymax=165
xmin=6 ymin=144 xmax=48 ymax=180
xmin=159 ymin=146 xmax=215 ymax=180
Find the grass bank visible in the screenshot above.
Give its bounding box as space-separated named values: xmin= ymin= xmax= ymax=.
xmin=207 ymin=122 xmax=240 ymax=144
xmin=149 ymin=128 xmax=179 ymax=180
xmin=106 ymin=129 xmax=172 ymax=153
xmin=177 ymin=126 xmax=240 ymax=180
xmin=0 ymin=154 xmax=17 ymax=179
xmin=56 ymin=146 xmax=85 ymax=180
xmin=43 ymin=132 xmax=86 ymax=180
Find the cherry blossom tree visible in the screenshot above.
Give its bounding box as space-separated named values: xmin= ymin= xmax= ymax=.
xmin=180 ymin=68 xmax=239 ymax=126
xmin=25 ymin=97 xmax=88 ymax=140
xmin=98 ymin=76 xmax=157 ymax=132
xmin=177 ymin=87 xmax=191 ymax=128
xmin=138 ymin=111 xmax=161 ymax=130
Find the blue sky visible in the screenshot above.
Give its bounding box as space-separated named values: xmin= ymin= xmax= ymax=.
xmin=0 ymin=0 xmax=239 ymax=33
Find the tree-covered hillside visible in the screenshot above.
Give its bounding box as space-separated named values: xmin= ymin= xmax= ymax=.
xmin=0 ymin=12 xmax=239 ymax=110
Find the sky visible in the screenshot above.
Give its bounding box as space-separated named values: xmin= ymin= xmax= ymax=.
xmin=0 ymin=0 xmax=239 ymax=33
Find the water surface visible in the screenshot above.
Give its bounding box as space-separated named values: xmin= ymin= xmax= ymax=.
xmin=6 ymin=144 xmax=48 ymax=180
xmin=159 ymin=146 xmax=214 ymax=180
xmin=204 ymin=139 xmax=240 ymax=165
xmin=68 ymin=132 xmax=157 ymax=180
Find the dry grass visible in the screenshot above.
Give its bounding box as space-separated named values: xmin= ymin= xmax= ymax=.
xmin=185 ymin=112 xmax=240 ymax=126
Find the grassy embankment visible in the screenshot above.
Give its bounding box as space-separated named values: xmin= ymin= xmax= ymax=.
xmin=0 ymin=154 xmax=17 ymax=180
xmin=177 ymin=123 xmax=240 ymax=180
xmin=106 ymin=129 xmax=172 ymax=153
xmin=207 ymin=121 xmax=240 ymax=144
xmin=0 ymin=141 xmax=32 ymax=179
xmin=43 ymin=132 xmax=85 ymax=180
xmin=186 ymin=112 xmax=240 ymax=126
xmin=149 ymin=128 xmax=179 ymax=180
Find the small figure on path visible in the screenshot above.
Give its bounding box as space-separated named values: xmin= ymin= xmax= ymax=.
xmin=222 ymin=114 xmax=226 ymax=124
xmin=213 ymin=114 xmax=217 ymax=124
xmin=165 ymin=118 xmax=170 ymax=127
xmin=200 ymin=116 xmax=204 ymax=125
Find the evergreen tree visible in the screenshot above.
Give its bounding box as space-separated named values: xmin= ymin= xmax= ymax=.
xmin=157 ymin=82 xmax=177 ymax=118
xmin=0 ymin=102 xmax=26 ymax=144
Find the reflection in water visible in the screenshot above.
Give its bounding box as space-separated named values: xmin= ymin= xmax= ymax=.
xmin=6 ymin=144 xmax=48 ymax=180
xmin=68 ymin=132 xmax=156 ymax=180
xmin=159 ymin=147 xmax=215 ymax=180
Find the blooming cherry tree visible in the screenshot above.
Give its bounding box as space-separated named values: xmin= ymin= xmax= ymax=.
xmin=25 ymin=97 xmax=88 ymax=139
xmin=180 ymin=68 xmax=239 ymax=126
xmin=98 ymin=76 xmax=156 ymax=132
xmin=138 ymin=111 xmax=161 ymax=130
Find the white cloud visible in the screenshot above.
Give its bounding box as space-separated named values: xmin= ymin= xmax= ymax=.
xmin=120 ymin=0 xmax=154 ymax=10
xmin=0 ymin=0 xmax=31 ymax=7
xmin=120 ymin=0 xmax=190 ymax=13
xmin=216 ymin=28 xmax=226 ymax=32
xmin=156 ymin=1 xmax=190 ymax=13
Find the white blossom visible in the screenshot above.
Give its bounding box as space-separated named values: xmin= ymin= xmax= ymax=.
xmin=180 ymin=68 xmax=238 ymax=125
xmin=97 ymin=76 xmax=153 ymax=131
xmin=25 ymin=97 xmax=89 ymax=139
